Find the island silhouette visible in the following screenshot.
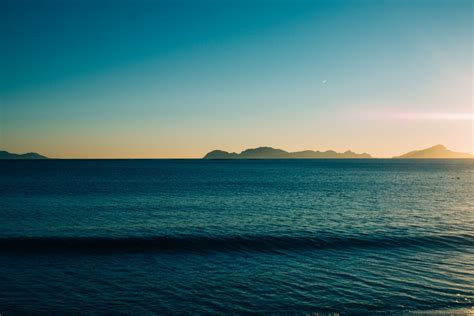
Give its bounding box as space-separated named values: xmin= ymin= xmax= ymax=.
xmin=393 ymin=144 xmax=474 ymax=159
xmin=0 ymin=150 xmax=48 ymax=159
xmin=203 ymin=147 xmax=372 ymax=159
xmin=204 ymin=145 xmax=474 ymax=159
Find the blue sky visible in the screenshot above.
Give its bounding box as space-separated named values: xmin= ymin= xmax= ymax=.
xmin=1 ymin=0 xmax=472 ymax=157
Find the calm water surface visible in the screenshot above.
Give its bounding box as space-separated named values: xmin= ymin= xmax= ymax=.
xmin=0 ymin=159 xmax=473 ymax=314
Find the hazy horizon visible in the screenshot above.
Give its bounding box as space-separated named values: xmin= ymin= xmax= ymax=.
xmin=1 ymin=0 xmax=472 ymax=158
xmin=2 ymin=143 xmax=474 ymax=159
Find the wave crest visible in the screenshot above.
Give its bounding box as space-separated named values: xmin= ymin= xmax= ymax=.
xmin=1 ymin=233 xmax=472 ymax=254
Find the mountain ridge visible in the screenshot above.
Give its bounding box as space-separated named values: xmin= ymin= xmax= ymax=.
xmin=0 ymin=150 xmax=48 ymax=159
xmin=203 ymin=147 xmax=372 ymax=159
xmin=393 ymin=144 xmax=474 ymax=159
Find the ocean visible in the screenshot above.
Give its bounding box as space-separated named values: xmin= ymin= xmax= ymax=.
xmin=0 ymin=159 xmax=473 ymax=315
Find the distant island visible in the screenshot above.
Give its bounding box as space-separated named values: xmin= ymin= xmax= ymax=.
xmin=204 ymin=145 xmax=474 ymax=159
xmin=0 ymin=150 xmax=48 ymax=159
xmin=393 ymin=144 xmax=474 ymax=159
xmin=203 ymin=147 xmax=372 ymax=159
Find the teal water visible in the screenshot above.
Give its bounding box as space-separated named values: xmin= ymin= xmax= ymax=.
xmin=0 ymin=159 xmax=473 ymax=314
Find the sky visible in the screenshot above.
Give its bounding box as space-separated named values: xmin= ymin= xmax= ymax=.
xmin=0 ymin=0 xmax=472 ymax=158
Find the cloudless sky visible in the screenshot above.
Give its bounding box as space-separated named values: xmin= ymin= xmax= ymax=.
xmin=1 ymin=0 xmax=472 ymax=158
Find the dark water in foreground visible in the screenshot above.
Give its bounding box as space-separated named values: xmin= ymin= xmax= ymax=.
xmin=0 ymin=159 xmax=473 ymax=315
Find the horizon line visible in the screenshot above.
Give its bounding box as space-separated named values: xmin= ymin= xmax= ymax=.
xmin=2 ymin=144 xmax=474 ymax=159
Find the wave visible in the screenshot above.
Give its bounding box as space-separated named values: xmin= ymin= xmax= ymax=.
xmin=0 ymin=233 xmax=472 ymax=254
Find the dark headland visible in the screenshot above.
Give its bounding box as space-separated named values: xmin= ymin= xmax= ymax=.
xmin=0 ymin=150 xmax=48 ymax=159
xmin=203 ymin=147 xmax=372 ymax=159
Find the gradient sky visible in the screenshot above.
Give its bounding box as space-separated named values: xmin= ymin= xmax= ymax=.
xmin=1 ymin=0 xmax=472 ymax=158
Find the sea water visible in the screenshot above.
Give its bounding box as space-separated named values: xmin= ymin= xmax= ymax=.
xmin=0 ymin=159 xmax=473 ymax=314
